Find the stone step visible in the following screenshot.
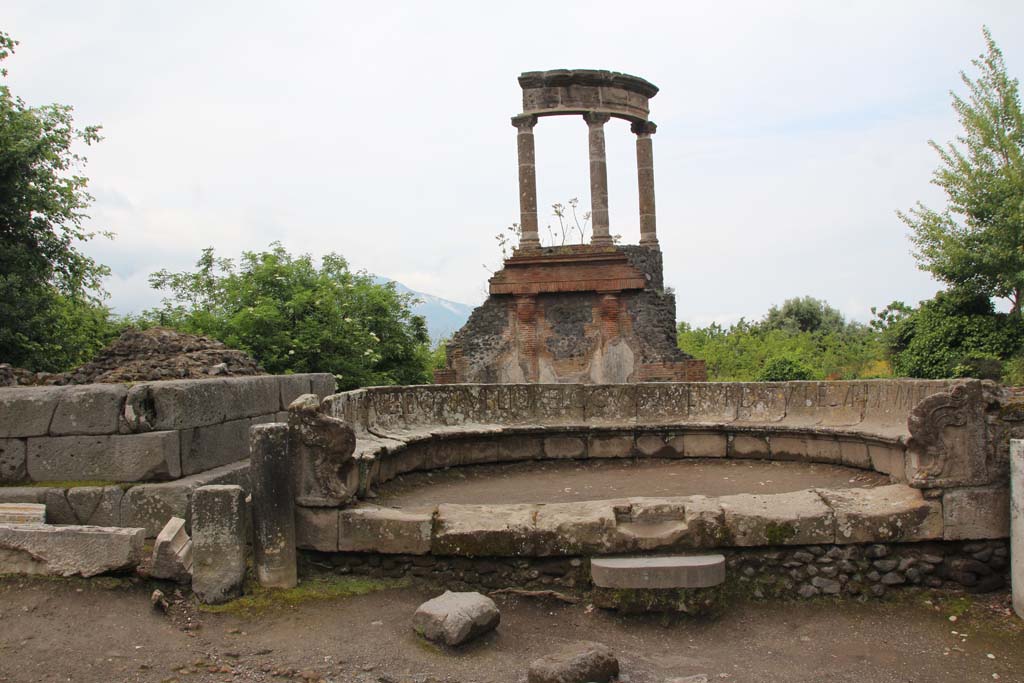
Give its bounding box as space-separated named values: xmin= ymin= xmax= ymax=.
xmin=0 ymin=503 xmax=46 ymax=525
xmin=590 ymin=554 xmax=726 ymax=589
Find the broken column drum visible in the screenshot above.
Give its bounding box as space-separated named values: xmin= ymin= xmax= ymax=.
xmin=437 ymin=69 xmax=705 ymax=384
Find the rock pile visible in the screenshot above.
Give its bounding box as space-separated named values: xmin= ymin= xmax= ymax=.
xmin=1 ymin=327 xmax=263 ymax=386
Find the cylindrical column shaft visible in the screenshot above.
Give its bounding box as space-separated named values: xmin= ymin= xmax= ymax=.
xmin=585 ymin=112 xmax=613 ymax=246
xmin=250 ymin=422 xmax=297 ymax=589
xmin=511 ymin=114 xmax=540 ymax=250
xmin=1012 ymin=438 xmax=1024 ymax=619
xmin=632 ymin=120 xmax=659 ymax=249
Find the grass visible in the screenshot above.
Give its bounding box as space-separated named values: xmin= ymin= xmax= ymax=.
xmin=199 ymin=575 xmax=407 ymax=616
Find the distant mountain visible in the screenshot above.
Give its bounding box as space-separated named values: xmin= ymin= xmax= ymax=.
xmin=372 ymin=276 xmax=474 ymax=342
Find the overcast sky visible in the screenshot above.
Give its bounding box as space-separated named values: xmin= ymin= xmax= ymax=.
xmin=6 ymin=1 xmax=1024 ymax=327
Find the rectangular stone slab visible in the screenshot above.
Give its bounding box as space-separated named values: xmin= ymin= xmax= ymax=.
xmin=0 ymin=523 xmax=144 ymax=577
xmin=718 ymin=490 xmax=834 ymax=546
xmin=591 ymin=554 xmax=726 ymax=589
xmin=0 ymin=503 xmax=46 ymax=524
xmin=818 ymin=484 xmax=942 ymax=544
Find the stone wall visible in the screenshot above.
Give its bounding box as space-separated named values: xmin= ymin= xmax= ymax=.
xmin=0 ymin=374 xmax=335 ymax=536
xmin=299 ymin=539 xmax=1008 ymax=599
xmin=437 ymin=245 xmax=705 ymax=384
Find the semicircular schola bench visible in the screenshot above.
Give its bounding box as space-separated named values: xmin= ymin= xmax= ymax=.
xmin=282 ymin=379 xmax=1017 ymax=558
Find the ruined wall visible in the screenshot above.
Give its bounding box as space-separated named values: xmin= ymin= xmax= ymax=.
xmin=437 ymin=245 xmax=705 ymax=384
xmin=0 ymin=374 xmax=336 ymax=536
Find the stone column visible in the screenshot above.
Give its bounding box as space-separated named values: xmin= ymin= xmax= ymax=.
xmin=191 ymin=484 xmax=247 ymax=605
xmin=1012 ymin=439 xmax=1024 ymax=619
xmin=632 ymin=120 xmax=659 ymax=249
xmin=250 ymin=423 xmax=297 ymax=589
xmin=585 ymin=112 xmax=613 ymax=246
xmin=512 ymin=114 xmax=540 ymax=250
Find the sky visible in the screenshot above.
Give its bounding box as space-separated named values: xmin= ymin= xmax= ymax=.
xmin=6 ymin=1 xmax=1024 ymax=327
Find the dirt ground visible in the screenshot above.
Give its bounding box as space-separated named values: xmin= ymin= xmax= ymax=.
xmin=2 ymin=574 xmax=1022 ymax=683
xmin=375 ymin=459 xmax=888 ymax=508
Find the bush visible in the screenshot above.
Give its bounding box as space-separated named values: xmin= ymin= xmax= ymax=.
xmin=757 ymin=356 xmax=816 ymax=382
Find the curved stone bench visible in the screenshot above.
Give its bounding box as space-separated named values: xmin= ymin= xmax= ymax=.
xmin=278 ymin=379 xmax=1015 ymax=558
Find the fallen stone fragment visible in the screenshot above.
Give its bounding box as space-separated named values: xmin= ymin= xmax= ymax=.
xmin=151 ymin=588 xmax=169 ymax=613
xmin=0 ymin=503 xmax=46 ymax=524
xmin=412 ymin=591 xmax=500 ymax=646
xmin=191 ymin=485 xmax=247 ymax=604
xmin=0 ymin=523 xmax=144 ymax=577
xmin=528 ymin=641 xmax=620 ymax=683
xmin=150 ymin=516 xmax=193 ymax=582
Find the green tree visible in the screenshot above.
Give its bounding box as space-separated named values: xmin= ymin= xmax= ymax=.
xmin=139 ymin=244 xmax=432 ymax=390
xmin=879 ymin=286 xmax=1024 ymax=379
xmin=0 ymin=30 xmax=118 ymax=371
xmin=899 ymin=28 xmax=1024 ymax=314
xmin=763 ymin=296 xmax=847 ymax=335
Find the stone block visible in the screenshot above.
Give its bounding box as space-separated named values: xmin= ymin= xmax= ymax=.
xmin=534 ymin=500 xmax=619 ymax=555
xmin=498 ymin=435 xmax=544 ymax=462
xmin=43 ymin=489 xmax=77 ymax=524
xmin=179 ymin=418 xmax=250 ymax=476
xmin=769 ymin=435 xmax=810 ymax=461
xmin=587 ymin=434 xmax=633 ymax=458
xmin=191 ymin=485 xmax=247 ymax=604
xmin=120 ymin=460 xmax=251 ymax=536
xmin=590 ymin=554 xmax=726 ymax=589
xmin=544 ymin=436 xmax=585 ymax=459
xmin=688 ymin=384 xmax=738 ymax=422
xmin=942 ymin=486 xmax=1010 ymax=540
xmin=338 ymin=506 xmax=433 ymax=554
xmin=224 ymin=376 xmax=280 ymax=421
xmin=0 ymin=503 xmax=46 ymax=524
xmin=0 ymin=387 xmax=63 ymax=438
xmin=0 ymin=487 xmax=50 ymax=504
xmin=120 ymin=482 xmax=191 ymax=537
xmin=838 ymin=439 xmax=872 ymax=469
xmin=433 ymin=503 xmax=540 ymax=556
xmin=819 ymin=485 xmax=942 ymax=544
xmin=412 ymin=591 xmax=500 ymax=647
xmin=295 ymin=506 xmax=340 ymax=551
xmin=868 ymin=443 xmax=908 ymax=480
xmin=635 ymin=384 xmax=688 ymax=422
xmin=584 ymin=385 xmax=636 ymax=422
xmin=26 ymin=431 xmax=179 ymax=482
xmin=0 ymin=438 xmax=27 ymax=483
xmin=309 ymin=373 xmax=337 ymax=399
xmin=150 ymin=516 xmax=192 ymax=582
xmin=730 ymin=434 xmax=768 ymax=459
xmin=0 ymin=523 xmax=144 ymax=577
xmin=635 ymin=433 xmax=675 ymax=457
xmin=49 ymin=384 xmax=126 ymax=436
xmin=66 ymin=486 xmax=123 ymax=526
xmin=126 ymin=379 xmax=230 ymax=431
xmin=278 ymin=374 xmax=312 ymax=411
xmin=682 ymin=432 xmax=727 ymax=458
xmin=804 ymin=436 xmax=842 ymax=464
xmin=528 ymin=641 xmax=619 ymax=683
xmin=737 ymin=384 xmax=787 ymax=423
xmin=719 ymin=490 xmax=834 ymax=546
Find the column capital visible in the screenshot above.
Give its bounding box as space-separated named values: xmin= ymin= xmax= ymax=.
xmin=511 ymin=114 xmax=538 ymax=130
xmin=631 ymin=120 xmax=658 ymax=136
xmin=583 ymin=111 xmax=612 ymax=127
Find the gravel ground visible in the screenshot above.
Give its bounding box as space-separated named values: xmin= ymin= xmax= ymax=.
xmin=1 ymin=574 xmax=1021 ymax=683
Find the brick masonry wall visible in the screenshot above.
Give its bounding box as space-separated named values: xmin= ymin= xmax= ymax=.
xmin=440 ymin=245 xmax=705 ymax=383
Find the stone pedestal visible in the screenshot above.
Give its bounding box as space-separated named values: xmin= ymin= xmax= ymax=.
xmin=1012 ymin=439 xmax=1024 ymax=619
xmin=250 ymin=423 xmax=297 ymax=588
xmin=191 ymin=484 xmax=247 ymax=604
